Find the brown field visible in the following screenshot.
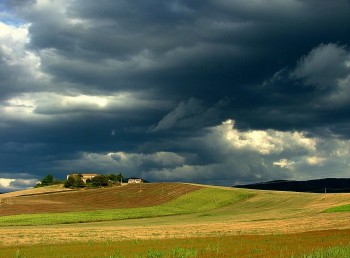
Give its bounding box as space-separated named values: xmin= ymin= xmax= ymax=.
xmin=0 ymin=183 xmax=202 ymax=216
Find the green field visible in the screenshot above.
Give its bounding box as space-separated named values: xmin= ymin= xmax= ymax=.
xmin=323 ymin=203 xmax=350 ymax=213
xmin=0 ymin=187 xmax=252 ymax=226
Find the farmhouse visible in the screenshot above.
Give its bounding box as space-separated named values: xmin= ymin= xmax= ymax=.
xmin=128 ymin=178 xmax=144 ymax=184
xmin=67 ymin=173 xmax=100 ymax=183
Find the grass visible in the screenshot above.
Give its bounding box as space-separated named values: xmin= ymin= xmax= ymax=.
xmin=1 ymin=229 xmax=350 ymax=258
xmin=2 ymin=184 xmax=350 ymax=257
xmin=0 ymin=188 xmax=252 ymax=226
xmin=323 ymin=204 xmax=350 ymax=213
xmin=300 ymin=245 xmax=350 ymax=258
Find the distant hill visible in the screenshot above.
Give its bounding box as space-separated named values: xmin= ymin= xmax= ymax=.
xmin=234 ymin=178 xmax=350 ymax=193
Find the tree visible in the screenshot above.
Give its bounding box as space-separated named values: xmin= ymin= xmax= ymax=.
xmin=116 ymin=172 xmax=124 ymax=183
xmin=91 ymin=175 xmax=109 ymax=187
xmin=107 ymin=173 xmax=117 ymax=182
xmin=64 ymin=176 xmax=76 ymax=188
xmin=107 ymin=173 xmax=124 ymax=184
xmin=35 ymin=174 xmax=55 ymax=187
xmin=41 ymin=174 xmax=54 ymax=185
xmin=75 ymin=177 xmax=85 ymax=188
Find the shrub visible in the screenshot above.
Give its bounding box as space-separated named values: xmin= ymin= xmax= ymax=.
xmin=107 ymin=173 xmax=124 ymax=183
xmin=75 ymin=178 xmax=85 ymax=188
xmin=91 ymin=175 xmax=109 ymax=187
xmin=35 ymin=174 xmax=56 ymax=188
xmin=64 ymin=176 xmax=76 ymax=188
xmin=64 ymin=175 xmax=85 ymax=188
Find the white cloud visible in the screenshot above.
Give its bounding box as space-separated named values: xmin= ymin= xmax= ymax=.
xmin=0 ymin=22 xmax=29 ymax=52
xmin=273 ymin=159 xmax=295 ymax=169
xmin=1 ymin=91 xmax=169 ymax=120
xmin=214 ymin=119 xmax=316 ymax=155
xmin=305 ymin=156 xmax=326 ymax=166
xmin=0 ymin=177 xmax=37 ymax=192
xmin=0 ymin=178 xmax=15 ymax=188
xmin=0 ymin=21 xmax=47 ymax=80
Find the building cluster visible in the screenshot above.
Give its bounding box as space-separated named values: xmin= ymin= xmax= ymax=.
xmin=66 ymin=173 xmax=144 ymax=184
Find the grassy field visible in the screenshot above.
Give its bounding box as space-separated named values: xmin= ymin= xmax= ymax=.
xmin=324 ymin=203 xmax=350 ymax=213
xmin=302 ymin=245 xmax=350 ymax=258
xmin=1 ymin=229 xmax=349 ymax=257
xmin=1 ymin=183 xmax=350 ymax=257
xmin=0 ymin=187 xmax=252 ymax=226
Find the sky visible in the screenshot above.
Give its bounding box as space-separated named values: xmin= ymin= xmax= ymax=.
xmin=1 ymin=0 xmax=350 ymax=192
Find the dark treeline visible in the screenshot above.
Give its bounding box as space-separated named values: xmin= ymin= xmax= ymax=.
xmin=235 ymin=178 xmax=350 ymax=193
xmin=64 ymin=173 xmax=124 ymax=189
xmin=35 ymin=173 xmax=124 ymax=189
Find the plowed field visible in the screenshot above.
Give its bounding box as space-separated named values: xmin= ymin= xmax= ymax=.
xmin=0 ymin=183 xmax=202 ymax=216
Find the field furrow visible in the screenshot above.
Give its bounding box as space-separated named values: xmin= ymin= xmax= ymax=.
xmin=0 ymin=183 xmax=203 ymax=216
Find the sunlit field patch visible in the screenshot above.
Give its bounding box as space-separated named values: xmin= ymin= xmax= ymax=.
xmin=323 ymin=204 xmax=350 ymax=213
xmin=0 ymin=188 xmax=252 ymax=226
xmin=1 ymin=229 xmax=349 ymax=258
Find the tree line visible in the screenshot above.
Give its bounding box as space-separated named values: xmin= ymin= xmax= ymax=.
xmin=35 ymin=173 xmax=124 ymax=189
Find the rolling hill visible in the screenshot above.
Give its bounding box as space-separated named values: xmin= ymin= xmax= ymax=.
xmin=0 ymin=183 xmax=203 ymax=216
xmin=0 ymin=182 xmax=350 ymax=249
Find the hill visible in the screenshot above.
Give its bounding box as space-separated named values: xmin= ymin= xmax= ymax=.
xmin=235 ymin=178 xmax=350 ymax=193
xmin=0 ymin=183 xmax=203 ymax=216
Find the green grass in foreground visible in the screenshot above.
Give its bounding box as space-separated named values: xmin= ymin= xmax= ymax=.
xmin=2 ymin=229 xmax=350 ymax=258
xmin=300 ymin=245 xmax=350 ymax=258
xmin=323 ymin=204 xmax=350 ymax=213
xmin=0 ymin=188 xmax=253 ymax=226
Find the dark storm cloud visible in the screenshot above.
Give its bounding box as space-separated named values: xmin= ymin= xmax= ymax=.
xmin=240 ymin=43 xmax=350 ymax=134
xmin=6 ymin=0 xmax=349 ymax=99
xmin=1 ymin=0 xmax=350 ymax=188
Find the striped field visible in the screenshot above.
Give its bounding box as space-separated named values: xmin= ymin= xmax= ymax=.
xmin=1 ymin=183 xmax=350 ymax=257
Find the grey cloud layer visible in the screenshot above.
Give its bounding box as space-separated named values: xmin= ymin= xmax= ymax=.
xmin=1 ymin=0 xmax=350 ymax=189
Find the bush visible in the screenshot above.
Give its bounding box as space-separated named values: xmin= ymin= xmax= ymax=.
xmin=91 ymin=175 xmax=109 ymax=187
xmin=75 ymin=178 xmax=85 ymax=188
xmin=35 ymin=174 xmax=56 ymax=188
xmin=107 ymin=173 xmax=124 ymax=183
xmin=64 ymin=175 xmax=86 ymax=188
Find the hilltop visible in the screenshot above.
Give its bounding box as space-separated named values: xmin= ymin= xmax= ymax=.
xmin=0 ymin=183 xmax=203 ymax=216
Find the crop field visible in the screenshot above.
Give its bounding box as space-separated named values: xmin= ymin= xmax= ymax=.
xmin=1 ymin=229 xmax=350 ymax=257
xmin=1 ymin=183 xmax=350 ymax=257
xmin=0 ymin=186 xmax=251 ymax=226
xmin=0 ymin=183 xmax=203 ymax=216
